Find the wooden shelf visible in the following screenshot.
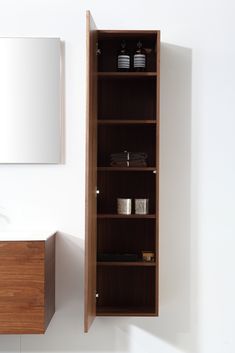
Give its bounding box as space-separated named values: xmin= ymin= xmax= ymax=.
xmin=97 ymin=214 xmax=156 ymax=219
xmin=97 ymin=261 xmax=156 ymax=267
xmin=97 ymin=167 xmax=157 ymax=172
xmin=97 ymin=306 xmax=157 ymax=316
xmin=98 ymin=29 xmax=160 ymax=39
xmin=98 ymin=119 xmax=157 ymax=125
xmin=98 ymin=72 xmax=158 ymax=78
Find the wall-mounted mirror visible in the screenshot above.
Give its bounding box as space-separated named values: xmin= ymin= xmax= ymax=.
xmin=0 ymin=38 xmax=62 ymax=163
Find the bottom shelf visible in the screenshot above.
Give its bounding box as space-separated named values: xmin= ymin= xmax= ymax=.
xmin=97 ymin=306 xmax=157 ymax=316
xmin=97 ymin=266 xmax=157 ymax=315
xmin=97 ymin=261 xmax=156 ymax=266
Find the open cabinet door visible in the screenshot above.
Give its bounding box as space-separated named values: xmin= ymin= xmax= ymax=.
xmin=84 ymin=10 xmax=98 ymax=333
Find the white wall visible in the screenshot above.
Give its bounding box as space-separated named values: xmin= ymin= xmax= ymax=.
xmin=0 ymin=0 xmax=235 ymax=352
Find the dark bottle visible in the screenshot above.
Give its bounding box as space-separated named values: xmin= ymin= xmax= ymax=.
xmin=117 ymin=40 xmax=130 ymax=71
xmin=133 ymin=41 xmax=146 ymax=71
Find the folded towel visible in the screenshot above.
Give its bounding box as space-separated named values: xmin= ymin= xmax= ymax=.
xmin=129 ymin=152 xmax=148 ymax=161
xmin=110 ymin=151 xmax=148 ymax=167
xmin=110 ymin=152 xmax=148 ymax=163
xmin=110 ymin=160 xmax=147 ymax=167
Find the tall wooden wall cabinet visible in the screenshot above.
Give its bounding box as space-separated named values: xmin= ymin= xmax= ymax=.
xmin=85 ymin=11 xmax=160 ymax=332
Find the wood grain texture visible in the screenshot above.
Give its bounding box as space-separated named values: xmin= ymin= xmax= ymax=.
xmin=44 ymin=235 xmax=55 ymax=331
xmin=0 ymin=241 xmax=44 ymax=334
xmin=84 ymin=10 xmax=98 ymax=333
xmin=0 ymin=236 xmax=55 ymax=334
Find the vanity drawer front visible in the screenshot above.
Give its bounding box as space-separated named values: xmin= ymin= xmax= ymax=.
xmin=0 ymin=241 xmax=45 ymax=333
xmin=0 ymin=305 xmax=44 ymax=334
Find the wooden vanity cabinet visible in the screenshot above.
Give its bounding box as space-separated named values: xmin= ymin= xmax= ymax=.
xmin=0 ymin=235 xmax=55 ymax=334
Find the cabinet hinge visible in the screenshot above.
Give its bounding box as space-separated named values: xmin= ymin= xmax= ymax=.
xmin=96 ymin=43 xmax=101 ymax=56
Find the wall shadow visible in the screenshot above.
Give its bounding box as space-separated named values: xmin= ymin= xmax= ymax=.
xmin=127 ymin=43 xmax=197 ymax=352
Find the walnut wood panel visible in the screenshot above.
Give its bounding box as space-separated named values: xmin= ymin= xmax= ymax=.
xmin=0 ymin=306 xmax=44 ymax=334
xmin=44 ymin=235 xmax=55 ymax=330
xmin=0 ymin=236 xmax=55 ymax=334
xmin=84 ymin=10 xmax=98 ymax=333
xmin=0 ymin=241 xmax=45 ymax=334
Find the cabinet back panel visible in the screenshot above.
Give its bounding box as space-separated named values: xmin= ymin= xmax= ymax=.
xmin=97 ymin=219 xmax=155 ymax=256
xmin=97 ymin=171 xmax=156 ymax=214
xmin=98 ymin=35 xmax=157 ymax=72
xmin=98 ymin=124 xmax=156 ymax=167
xmin=98 ymin=78 xmax=156 ymax=120
xmin=97 ymin=266 xmax=155 ymax=309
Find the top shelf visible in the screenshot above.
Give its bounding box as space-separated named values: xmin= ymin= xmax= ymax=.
xmin=98 ymin=120 xmax=157 ymax=125
xmin=98 ymin=30 xmax=160 ymax=39
xmin=98 ymin=72 xmax=158 ymax=78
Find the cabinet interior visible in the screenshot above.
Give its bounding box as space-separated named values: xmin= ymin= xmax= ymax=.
xmin=97 ymin=171 xmax=156 ymax=214
xmin=97 ymin=219 xmax=156 ymax=255
xmin=98 ymin=125 xmax=156 ymax=166
xmin=98 ymin=31 xmax=157 ymax=72
xmin=97 ymin=266 xmax=156 ymax=315
xmin=96 ymin=30 xmax=159 ymax=316
xmin=98 ymin=77 xmax=156 ymax=120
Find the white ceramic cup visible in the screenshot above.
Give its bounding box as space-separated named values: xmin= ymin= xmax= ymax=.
xmin=135 ymin=198 xmax=149 ymax=215
xmin=117 ymin=198 xmax=132 ymax=215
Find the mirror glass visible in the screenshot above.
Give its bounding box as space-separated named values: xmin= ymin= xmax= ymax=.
xmin=0 ymin=38 xmax=61 ymax=163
